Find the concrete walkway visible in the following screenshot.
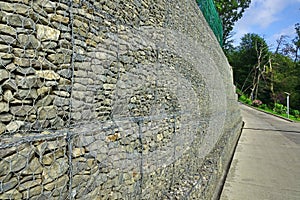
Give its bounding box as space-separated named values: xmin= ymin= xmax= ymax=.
xmin=220 ymin=104 xmax=300 ymax=200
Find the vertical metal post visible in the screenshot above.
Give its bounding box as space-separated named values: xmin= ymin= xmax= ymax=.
xmin=285 ymin=92 xmax=290 ymax=119
xmin=135 ymin=118 xmax=143 ymax=199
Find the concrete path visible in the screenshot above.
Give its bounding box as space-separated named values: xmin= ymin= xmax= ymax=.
xmin=220 ymin=104 xmax=300 ymax=200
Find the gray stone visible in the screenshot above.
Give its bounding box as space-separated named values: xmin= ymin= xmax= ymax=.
xmin=0 ymin=53 xmax=14 ymax=60
xmin=59 ymin=39 xmax=71 ymax=49
xmin=18 ymin=179 xmax=42 ymax=192
xmin=36 ymin=70 xmax=60 ymax=80
xmin=5 ymin=146 xmax=34 ymax=173
xmin=44 ymin=81 xmax=59 ymax=87
xmin=0 ymin=113 xmax=13 ymax=122
xmin=2 ymin=13 xmax=34 ymax=28
xmin=41 ymin=41 xmax=57 ymax=50
xmin=0 ymin=69 xmax=9 ymax=80
xmin=13 ymin=48 xmax=36 ymax=58
xmin=2 ymin=177 xmax=18 ymax=192
xmin=36 ymin=139 xmax=66 ymax=154
xmin=10 ymin=105 xmax=35 ymax=116
xmin=103 ymin=84 xmax=115 ymax=90
xmin=48 ymin=53 xmax=71 ymax=64
xmin=3 ymin=90 xmax=14 ymax=102
xmin=0 ymin=58 xmax=12 ymax=66
xmin=91 ymin=64 xmax=105 ymax=75
xmin=22 ymin=185 xmax=43 ymax=199
xmin=73 ymin=83 xmax=87 ymax=91
xmin=16 ymin=75 xmax=38 ymax=88
xmin=0 ymin=35 xmax=16 ymax=45
xmin=29 ymin=5 xmax=48 ymax=23
xmin=50 ymin=116 xmax=65 ymax=128
xmin=74 ymin=62 xmax=92 ymax=71
xmin=0 ymin=24 xmax=17 ymax=36
xmin=0 ymin=1 xmax=29 ymax=14
xmin=37 ymin=87 xmax=52 ymax=97
xmin=17 ymin=34 xmax=41 ymax=49
xmin=41 ymin=149 xmax=65 ymax=165
xmin=35 ymin=56 xmax=57 ymax=70
xmin=36 ymin=95 xmax=54 ymax=107
xmin=53 ymin=96 xmax=70 ymax=107
xmin=2 ymin=79 xmax=17 ymax=91
xmin=53 ymin=91 xmax=70 ymax=97
xmin=6 ymin=121 xmax=25 ymax=132
xmin=57 ymin=68 xmax=72 ymax=79
xmin=38 ymin=106 xmax=57 ymax=120
xmin=15 ymin=89 xmax=38 ymax=99
xmin=10 ymin=99 xmax=32 ymax=105
xmin=36 ymin=24 xmax=60 ymax=41
xmin=0 ymin=189 xmax=22 ymax=199
xmin=14 ymin=57 xmax=32 ymax=67
xmin=42 ymin=158 xmax=68 ymax=184
xmin=71 ymin=148 xmax=85 ymax=158
xmin=21 ymin=157 xmax=43 ymax=175
xmin=0 ymin=102 xmax=9 ymax=113
xmin=71 ymin=174 xmax=90 ymax=189
xmin=49 ymin=13 xmax=70 ymax=24
xmin=0 ymin=122 xmax=6 ymax=134
xmin=5 ymin=63 xmax=17 ymax=72
xmin=71 ymin=99 xmax=84 ymax=109
xmin=44 ymin=174 xmax=68 ymax=191
xmin=16 ymin=67 xmax=36 ymax=75
xmin=36 ymin=0 xmax=56 ymax=12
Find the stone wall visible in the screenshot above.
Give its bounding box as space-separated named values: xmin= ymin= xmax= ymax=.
xmin=0 ymin=0 xmax=242 ymax=199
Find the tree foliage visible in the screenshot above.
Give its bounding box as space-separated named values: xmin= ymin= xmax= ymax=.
xmin=280 ymin=23 xmax=300 ymax=62
xmin=229 ymin=33 xmax=269 ymax=98
xmin=229 ymin=32 xmax=300 ymax=111
xmin=213 ymin=0 xmax=251 ymax=50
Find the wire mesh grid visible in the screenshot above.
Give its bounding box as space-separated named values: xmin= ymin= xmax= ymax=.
xmin=0 ymin=0 xmax=233 ymax=199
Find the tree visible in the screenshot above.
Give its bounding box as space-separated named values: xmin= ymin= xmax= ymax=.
xmin=229 ymin=33 xmax=270 ymax=100
xmin=282 ymin=23 xmax=300 ymax=63
xmin=275 ymin=35 xmax=289 ymax=54
xmin=293 ymin=23 xmax=300 ymax=63
xmin=229 ymin=31 xmax=300 ymax=110
xmin=213 ymin=0 xmax=251 ymax=50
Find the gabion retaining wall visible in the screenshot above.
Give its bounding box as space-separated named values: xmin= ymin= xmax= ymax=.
xmin=0 ymin=0 xmax=242 ymax=199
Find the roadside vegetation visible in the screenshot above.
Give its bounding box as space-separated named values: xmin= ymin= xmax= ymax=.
xmin=211 ymin=0 xmax=300 ymax=121
xmin=238 ymin=91 xmax=300 ymax=122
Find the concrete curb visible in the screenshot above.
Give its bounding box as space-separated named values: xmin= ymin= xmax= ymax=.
xmin=213 ymin=121 xmax=245 ymax=200
xmin=239 ymin=102 xmax=296 ymax=123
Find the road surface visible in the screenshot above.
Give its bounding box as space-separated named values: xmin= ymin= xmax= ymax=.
xmin=220 ymin=104 xmax=300 ymax=200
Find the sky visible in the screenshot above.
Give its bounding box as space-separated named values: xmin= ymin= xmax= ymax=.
xmin=232 ymin=0 xmax=300 ymax=51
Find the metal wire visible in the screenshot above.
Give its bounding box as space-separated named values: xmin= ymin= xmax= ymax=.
xmin=0 ymin=0 xmax=232 ymax=199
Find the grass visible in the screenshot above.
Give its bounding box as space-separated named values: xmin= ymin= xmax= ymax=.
xmin=238 ymin=94 xmax=300 ymax=122
xmin=255 ymin=106 xmax=300 ymax=122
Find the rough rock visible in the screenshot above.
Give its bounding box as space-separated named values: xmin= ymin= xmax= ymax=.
xmin=36 ymin=70 xmax=60 ymax=80
xmin=0 ymin=69 xmax=9 ymax=80
xmin=6 ymin=120 xmax=25 ymax=132
xmin=0 ymin=122 xmax=6 ymax=134
xmin=0 ymin=102 xmax=9 ymax=113
xmin=36 ymin=24 xmax=60 ymax=41
xmin=38 ymin=105 xmax=57 ymax=120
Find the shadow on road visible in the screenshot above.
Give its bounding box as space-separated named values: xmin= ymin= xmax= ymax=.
xmin=243 ymin=128 xmax=300 ymax=134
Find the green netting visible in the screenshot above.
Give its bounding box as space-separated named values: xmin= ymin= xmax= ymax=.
xmin=196 ymin=0 xmax=223 ymax=46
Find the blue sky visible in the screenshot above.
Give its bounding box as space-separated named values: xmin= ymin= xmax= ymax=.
xmin=232 ymin=0 xmax=300 ymax=51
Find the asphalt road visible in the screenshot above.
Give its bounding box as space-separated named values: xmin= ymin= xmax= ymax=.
xmin=220 ymin=104 xmax=300 ymax=200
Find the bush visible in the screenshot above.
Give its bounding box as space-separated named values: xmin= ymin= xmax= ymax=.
xmin=252 ymin=99 xmax=262 ymax=107
xmin=274 ymin=103 xmax=286 ymax=114
xmin=292 ymin=109 xmax=300 ymax=118
xmin=259 ymin=104 xmax=267 ymax=109
xmin=239 ymin=95 xmax=251 ymax=105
